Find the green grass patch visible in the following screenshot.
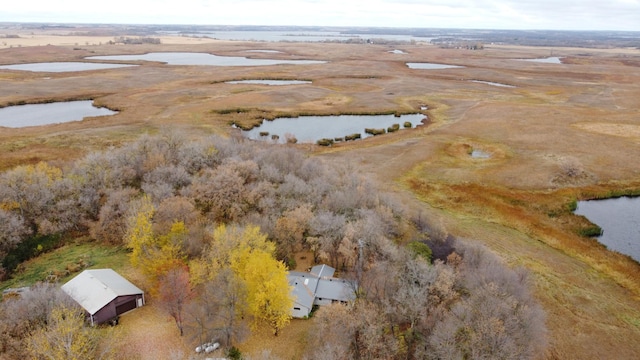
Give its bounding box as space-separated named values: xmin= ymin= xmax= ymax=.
xmin=1 ymin=240 xmax=129 ymax=291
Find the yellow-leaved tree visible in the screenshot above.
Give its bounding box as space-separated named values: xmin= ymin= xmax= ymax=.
xmin=125 ymin=196 xmax=187 ymax=296
xmin=125 ymin=195 xmax=155 ymax=268
xmin=240 ymin=250 xmax=293 ymax=336
xmin=195 ymin=224 xmax=292 ymax=336
xmin=27 ymin=304 xmax=117 ymax=360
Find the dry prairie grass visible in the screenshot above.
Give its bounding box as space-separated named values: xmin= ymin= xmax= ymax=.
xmin=2 ymin=33 xmax=640 ymax=359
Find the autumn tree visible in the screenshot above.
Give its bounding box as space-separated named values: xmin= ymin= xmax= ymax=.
xmin=0 ymin=283 xmax=75 ymax=358
xmin=240 ymin=250 xmax=292 ymax=336
xmin=158 ymin=266 xmax=193 ymax=336
xmin=125 ymin=196 xmax=187 ymax=295
xmin=192 ymin=224 xmax=292 ymax=336
xmin=273 ymin=204 xmax=313 ymax=262
xmin=27 ymin=303 xmax=117 ymax=360
xmin=186 ymin=269 xmax=248 ymax=348
xmin=90 ymin=187 xmax=138 ymax=244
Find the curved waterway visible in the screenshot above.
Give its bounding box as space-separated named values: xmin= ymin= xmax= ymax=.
xmin=574 ymin=196 xmax=640 ymax=262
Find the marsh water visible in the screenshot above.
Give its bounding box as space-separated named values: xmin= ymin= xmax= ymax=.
xmin=574 ymin=197 xmax=640 ymax=262
xmin=519 ymin=57 xmax=563 ymax=64
xmin=226 ymin=80 xmax=311 ymax=85
xmin=0 ymin=100 xmax=117 ymax=128
xmin=470 ymin=80 xmax=515 ymax=88
xmin=158 ymin=30 xmax=434 ymax=43
xmin=407 ymin=63 xmax=465 ymax=69
xmin=242 ymin=113 xmax=426 ymax=143
xmin=0 ymin=62 xmax=137 ymax=72
xmin=86 ymin=52 xmax=326 ymax=66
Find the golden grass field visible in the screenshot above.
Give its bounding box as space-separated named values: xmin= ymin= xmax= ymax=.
xmin=1 ymin=28 xmax=640 ymax=359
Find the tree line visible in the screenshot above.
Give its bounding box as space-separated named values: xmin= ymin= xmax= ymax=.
xmin=0 ymin=131 xmax=547 ymax=359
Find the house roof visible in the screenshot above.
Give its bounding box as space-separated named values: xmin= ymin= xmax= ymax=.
xmin=288 ymin=275 xmax=315 ymax=311
xmin=61 ymin=269 xmax=143 ymax=315
xmin=315 ymin=278 xmax=356 ymax=302
xmin=310 ymin=264 xmax=335 ymax=278
xmin=287 ymin=265 xmax=355 ymax=312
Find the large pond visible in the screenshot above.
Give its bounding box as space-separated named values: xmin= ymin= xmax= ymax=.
xmin=0 ymin=62 xmax=137 ymax=72
xmin=407 ymin=63 xmax=465 ymax=69
xmin=574 ymin=196 xmax=640 ymax=262
xmin=0 ymin=100 xmax=117 ymax=128
xmin=225 ymin=80 xmax=311 ymax=85
xmin=241 ymin=113 xmax=425 ymax=144
xmin=86 ymin=52 xmax=325 ymax=66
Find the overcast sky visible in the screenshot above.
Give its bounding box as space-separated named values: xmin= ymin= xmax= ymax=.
xmin=2 ymin=0 xmax=639 ymax=31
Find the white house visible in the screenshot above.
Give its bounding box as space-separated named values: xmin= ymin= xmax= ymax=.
xmin=287 ymin=264 xmax=356 ymax=318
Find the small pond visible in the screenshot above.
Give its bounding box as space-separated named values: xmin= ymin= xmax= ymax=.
xmin=0 ymin=100 xmax=117 ymax=128
xmin=86 ymin=52 xmax=326 ymax=66
xmin=469 ymin=80 xmax=515 ymax=88
xmin=407 ymin=63 xmax=465 ymax=69
xmin=470 ymin=149 xmax=491 ymax=158
xmin=518 ymin=57 xmax=563 ymax=64
xmin=0 ymin=62 xmax=137 ymax=72
xmin=574 ymin=196 xmax=640 ymax=262
xmin=244 ymin=50 xmax=282 ymax=53
xmin=225 ymin=80 xmax=311 ymax=85
xmin=389 ymin=50 xmax=408 ymax=54
xmin=241 ymin=113 xmax=426 ymax=144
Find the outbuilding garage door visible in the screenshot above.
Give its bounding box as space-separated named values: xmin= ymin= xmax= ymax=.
xmin=115 ymin=299 xmax=137 ymax=315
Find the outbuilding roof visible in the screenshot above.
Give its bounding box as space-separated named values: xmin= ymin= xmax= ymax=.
xmin=61 ymin=269 xmax=144 ymax=315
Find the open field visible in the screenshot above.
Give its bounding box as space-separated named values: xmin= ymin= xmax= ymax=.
xmin=1 ymin=28 xmax=640 ymax=359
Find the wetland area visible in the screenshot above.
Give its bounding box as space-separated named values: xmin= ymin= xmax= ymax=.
xmin=1 ymin=24 xmax=640 ymax=360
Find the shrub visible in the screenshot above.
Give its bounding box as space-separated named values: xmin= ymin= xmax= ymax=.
xmin=317 ymin=138 xmax=334 ymax=146
xmin=578 ymin=224 xmax=603 ymax=238
xmin=259 ymin=131 xmax=269 ymax=137
xmin=387 ymin=123 xmax=400 ymax=133
xmin=407 ymin=241 xmax=432 ymax=262
xmin=365 ymin=128 xmax=386 ymax=136
xmin=403 ymin=121 xmax=412 ymax=128
xmin=345 ymin=133 xmax=362 ymax=141
xmin=227 ymin=346 xmax=242 ymax=360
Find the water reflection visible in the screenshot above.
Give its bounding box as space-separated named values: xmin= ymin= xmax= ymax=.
xmin=225 ymin=80 xmax=311 ymax=85
xmin=469 ymin=80 xmax=515 ymax=88
xmin=574 ymin=196 xmax=640 ymax=262
xmin=0 ymin=62 xmax=137 ymax=72
xmin=86 ymin=52 xmax=326 ymax=66
xmin=407 ymin=63 xmax=464 ymax=69
xmin=0 ymin=100 xmax=117 ymax=128
xmin=518 ymin=57 xmax=563 ymax=64
xmin=242 ymin=113 xmax=426 ymax=144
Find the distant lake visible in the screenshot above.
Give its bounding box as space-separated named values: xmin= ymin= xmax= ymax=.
xmin=242 ymin=113 xmax=426 ymax=144
xmin=0 ymin=62 xmax=137 ymax=72
xmin=0 ymin=101 xmax=117 ymax=128
xmin=407 ymin=63 xmax=465 ymax=69
xmin=158 ymin=30 xmax=434 ymax=43
xmin=225 ymin=80 xmax=311 ymax=85
xmin=86 ymin=52 xmax=325 ymax=66
xmin=518 ymin=57 xmax=563 ymax=64
xmin=574 ymin=196 xmax=640 ymax=262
